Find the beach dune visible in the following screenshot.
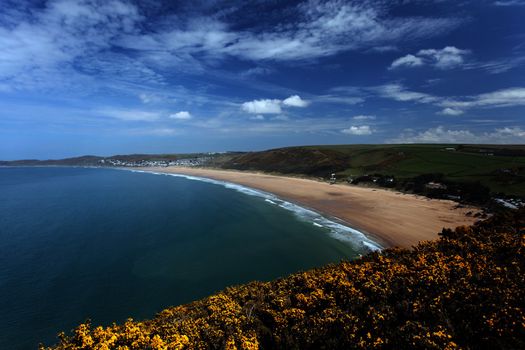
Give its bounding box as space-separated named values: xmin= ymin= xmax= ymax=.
xmin=144 ymin=167 xmax=477 ymax=248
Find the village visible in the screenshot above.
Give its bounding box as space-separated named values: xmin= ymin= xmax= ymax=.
xmin=98 ymin=156 xmax=213 ymax=168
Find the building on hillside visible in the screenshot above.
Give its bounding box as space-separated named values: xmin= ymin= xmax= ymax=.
xmin=329 ymin=173 xmax=337 ymax=184
xmin=425 ymin=182 xmax=448 ymax=190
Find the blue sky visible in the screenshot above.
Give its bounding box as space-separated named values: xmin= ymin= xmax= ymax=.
xmin=0 ymin=0 xmax=524 ymax=159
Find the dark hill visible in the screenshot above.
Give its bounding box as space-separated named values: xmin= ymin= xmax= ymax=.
xmin=221 ymin=144 xmax=525 ymax=196
xmin=222 ymin=147 xmax=351 ymax=176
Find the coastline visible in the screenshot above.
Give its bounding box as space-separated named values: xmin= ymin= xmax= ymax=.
xmin=135 ymin=166 xmax=477 ymax=248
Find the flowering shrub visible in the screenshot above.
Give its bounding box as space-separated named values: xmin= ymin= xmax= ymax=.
xmin=42 ymin=209 xmax=524 ymax=349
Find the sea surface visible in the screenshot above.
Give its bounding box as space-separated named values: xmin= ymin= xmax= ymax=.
xmin=0 ymin=167 xmax=377 ymax=349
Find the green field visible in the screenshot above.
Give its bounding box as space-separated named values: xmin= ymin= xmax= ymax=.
xmin=223 ymin=144 xmax=525 ymax=196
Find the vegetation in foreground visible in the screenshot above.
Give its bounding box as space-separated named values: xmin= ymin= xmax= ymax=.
xmin=43 ymin=209 xmax=524 ymax=349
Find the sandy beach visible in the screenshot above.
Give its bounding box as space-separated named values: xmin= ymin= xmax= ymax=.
xmin=142 ymin=167 xmax=477 ymax=248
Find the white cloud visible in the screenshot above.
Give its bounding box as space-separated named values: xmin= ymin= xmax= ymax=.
xmin=390 ymin=46 xmax=470 ymax=70
xmin=439 ymin=108 xmax=464 ymax=116
xmin=117 ymin=1 xmax=462 ymax=63
xmin=341 ymin=125 xmax=373 ymax=135
xmin=390 ymin=126 xmax=475 ymax=143
xmin=377 ymin=84 xmax=438 ymax=103
xmin=282 ymin=95 xmax=310 ymax=107
xmin=418 ymin=46 xmax=470 ymax=69
xmin=98 ymin=108 xmax=161 ymax=121
xmin=441 ymin=87 xmax=525 ymax=109
xmin=241 ymin=99 xmax=282 ymax=114
xmin=0 ymin=0 xmax=464 ymax=95
xmin=241 ymin=95 xmax=310 ymax=114
xmin=0 ymin=0 xmax=143 ymax=90
xmin=249 ymin=115 xmax=265 ymax=121
xmin=377 ymin=84 xmax=525 ymax=114
xmin=352 ymin=115 xmax=376 ymax=121
xmin=389 ymin=126 xmax=525 ymax=144
xmin=169 ymin=111 xmax=192 ymax=120
xmin=389 ymin=54 xmax=423 ymax=69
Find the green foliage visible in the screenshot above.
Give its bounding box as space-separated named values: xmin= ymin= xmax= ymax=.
xmin=222 ymin=144 xmax=525 ymax=196
xmin=42 ymin=209 xmax=525 ymax=350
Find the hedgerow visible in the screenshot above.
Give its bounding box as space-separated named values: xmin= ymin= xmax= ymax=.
xmin=42 ymin=209 xmax=525 ymax=349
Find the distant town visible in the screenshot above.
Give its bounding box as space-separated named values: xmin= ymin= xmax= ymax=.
xmin=99 ymin=156 xmax=213 ymax=168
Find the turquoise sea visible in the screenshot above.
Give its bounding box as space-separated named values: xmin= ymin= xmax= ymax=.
xmin=0 ymin=167 xmax=377 ymax=349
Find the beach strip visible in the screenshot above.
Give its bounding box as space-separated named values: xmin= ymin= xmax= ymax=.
xmin=141 ymin=167 xmax=477 ymax=248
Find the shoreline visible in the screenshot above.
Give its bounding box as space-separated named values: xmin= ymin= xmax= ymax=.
xmin=128 ymin=168 xmax=383 ymax=251
xmin=135 ymin=166 xmax=477 ymax=248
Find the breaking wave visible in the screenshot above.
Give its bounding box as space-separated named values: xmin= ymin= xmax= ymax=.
xmin=127 ymin=169 xmax=382 ymax=252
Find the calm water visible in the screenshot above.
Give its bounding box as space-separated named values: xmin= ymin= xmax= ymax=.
xmin=0 ymin=167 xmax=371 ymax=348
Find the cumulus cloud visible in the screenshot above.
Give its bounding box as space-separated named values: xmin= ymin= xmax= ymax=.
xmin=390 ymin=46 xmax=470 ymax=70
xmin=389 ymin=54 xmax=423 ymax=69
xmin=341 ymin=125 xmax=373 ymax=135
xmin=249 ymin=115 xmax=265 ymax=121
xmin=241 ymin=99 xmax=282 ymax=114
xmin=419 ymin=47 xmax=470 ymax=69
xmin=282 ymin=95 xmax=310 ymax=107
xmin=169 ymin=111 xmax=192 ymax=120
xmin=241 ymin=95 xmax=310 ymax=114
xmin=389 ymin=126 xmax=525 ymax=144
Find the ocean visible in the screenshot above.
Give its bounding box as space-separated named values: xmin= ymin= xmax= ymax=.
xmin=0 ymin=167 xmax=377 ymax=349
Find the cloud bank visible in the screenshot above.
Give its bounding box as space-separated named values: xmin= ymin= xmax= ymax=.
xmin=390 ymin=126 xmax=525 ymax=144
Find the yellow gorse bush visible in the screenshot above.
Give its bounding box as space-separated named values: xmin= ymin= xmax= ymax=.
xmin=42 ymin=209 xmax=525 ymax=349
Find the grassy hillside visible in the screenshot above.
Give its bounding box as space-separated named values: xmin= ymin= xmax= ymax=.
xmin=0 ymin=155 xmax=105 ymax=166
xmin=221 ymin=144 xmax=525 ymax=196
xmin=42 ymin=209 xmax=524 ymax=349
